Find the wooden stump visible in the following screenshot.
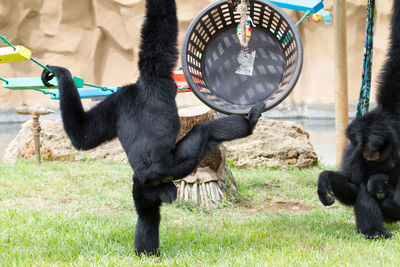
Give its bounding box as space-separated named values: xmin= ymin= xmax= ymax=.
xmin=176 ymin=105 xmax=238 ymax=208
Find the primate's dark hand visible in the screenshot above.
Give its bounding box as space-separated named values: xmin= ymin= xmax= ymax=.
xmin=318 ymin=171 xmax=335 ymax=206
xmin=41 ymin=65 xmax=72 ymax=87
xmin=41 ymin=65 xmax=55 ymax=87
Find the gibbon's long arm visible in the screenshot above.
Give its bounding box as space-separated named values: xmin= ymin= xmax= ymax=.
xmin=138 ymin=0 xmax=178 ymax=82
xmin=376 ymin=0 xmax=400 ymax=111
xmin=42 ymin=66 xmax=118 ymax=150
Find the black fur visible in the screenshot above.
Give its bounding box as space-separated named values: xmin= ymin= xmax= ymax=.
xmin=367 ymin=174 xmax=392 ymax=200
xmin=376 ymin=0 xmax=400 ymax=110
xmin=41 ymin=0 xmax=264 ymax=255
xmin=318 ymin=0 xmax=400 ymax=239
xmin=366 ymin=174 xmax=400 ymax=223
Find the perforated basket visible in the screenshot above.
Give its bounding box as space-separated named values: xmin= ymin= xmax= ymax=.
xmin=181 ymin=0 xmax=303 ymax=115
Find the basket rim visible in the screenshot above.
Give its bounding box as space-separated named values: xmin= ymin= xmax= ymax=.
xmin=181 ymin=0 xmax=303 ymax=115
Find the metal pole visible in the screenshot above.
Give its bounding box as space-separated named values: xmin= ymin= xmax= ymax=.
xmin=32 ymin=114 xmax=41 ymax=165
xmin=334 ymin=0 xmax=349 ymax=166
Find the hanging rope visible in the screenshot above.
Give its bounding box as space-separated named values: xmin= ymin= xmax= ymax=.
xmin=357 ymin=0 xmax=375 ymax=116
xmin=236 ymin=0 xmax=250 ymax=49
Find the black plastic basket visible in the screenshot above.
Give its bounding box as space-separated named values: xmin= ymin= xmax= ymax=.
xmin=181 ymin=0 xmax=303 ymax=115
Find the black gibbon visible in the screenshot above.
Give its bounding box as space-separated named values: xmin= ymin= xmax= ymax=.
xmin=318 ymin=0 xmax=400 ymax=239
xmin=41 ymin=0 xmax=265 ymax=255
xmin=367 ymin=174 xmax=392 ymax=200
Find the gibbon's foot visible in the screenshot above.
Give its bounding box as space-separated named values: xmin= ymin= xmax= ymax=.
xmin=135 ymin=248 xmax=161 ymax=257
xmin=248 ymin=102 xmax=266 ymax=129
xmin=360 ymin=229 xmax=393 ymax=239
xmin=317 ymin=171 xmax=335 ymax=206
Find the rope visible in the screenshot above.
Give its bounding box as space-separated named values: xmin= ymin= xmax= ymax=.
xmin=1 ymin=35 xmax=114 ymax=93
xmin=236 ymin=0 xmax=249 ymax=49
xmin=0 ymin=35 xmax=16 ymax=50
xmin=83 ymin=83 xmax=115 ymax=92
xmin=30 ymin=57 xmax=53 ymax=73
xmin=357 ymin=0 xmax=375 ymax=116
xmin=0 ymin=77 xmax=9 ymax=84
xmin=295 ymin=10 xmax=312 ymax=27
xmin=1 ymin=35 xmax=189 ymax=94
xmin=0 ymin=35 xmax=54 ymax=73
xmin=34 ymin=89 xmax=56 ymax=97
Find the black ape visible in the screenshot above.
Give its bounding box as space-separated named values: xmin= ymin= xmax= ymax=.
xmin=318 ymin=0 xmax=400 ymax=239
xmin=41 ymin=0 xmax=264 ymax=255
xmin=367 ymin=174 xmax=392 ymax=200
xmin=366 ymin=174 xmax=400 ymax=222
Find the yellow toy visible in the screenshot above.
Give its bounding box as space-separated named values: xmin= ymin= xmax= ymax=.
xmin=0 ymin=45 xmax=32 ymax=63
xmin=311 ymin=12 xmax=323 ymax=23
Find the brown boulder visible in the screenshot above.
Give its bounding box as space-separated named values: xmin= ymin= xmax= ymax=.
xmin=223 ymin=118 xmax=318 ymax=168
xmin=4 ymin=120 xmax=127 ymax=163
xmin=5 ymin=118 xmax=318 ymax=169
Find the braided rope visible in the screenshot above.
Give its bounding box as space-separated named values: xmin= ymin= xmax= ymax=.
xmin=357 ymin=0 xmax=375 ymax=116
xmin=236 ymin=0 xmax=249 ymax=49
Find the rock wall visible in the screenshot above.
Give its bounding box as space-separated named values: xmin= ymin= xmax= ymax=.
xmin=0 ymin=0 xmax=393 ymax=109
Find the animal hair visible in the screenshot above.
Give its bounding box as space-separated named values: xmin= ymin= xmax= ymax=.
xmin=317 ymin=0 xmax=400 ymax=239
xmin=367 ymin=174 xmax=392 ymax=200
xmin=41 ymin=0 xmax=265 ymax=255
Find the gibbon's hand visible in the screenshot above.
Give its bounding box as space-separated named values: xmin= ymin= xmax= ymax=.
xmin=41 ymin=65 xmax=72 ymax=87
xmin=41 ymin=66 xmax=55 ymax=87
xmin=317 ymin=171 xmax=335 ymax=206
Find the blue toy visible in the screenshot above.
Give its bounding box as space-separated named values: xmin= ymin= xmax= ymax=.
xmin=270 ymin=0 xmax=324 ymax=13
xmin=50 ymin=87 xmax=121 ymax=100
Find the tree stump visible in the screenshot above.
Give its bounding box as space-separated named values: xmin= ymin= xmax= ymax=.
xmin=176 ymin=105 xmax=238 ymax=208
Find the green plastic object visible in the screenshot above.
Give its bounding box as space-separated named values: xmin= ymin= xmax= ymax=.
xmin=2 ymin=76 xmax=84 ymax=90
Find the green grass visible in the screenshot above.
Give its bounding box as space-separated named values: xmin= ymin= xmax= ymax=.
xmin=0 ymin=160 xmax=400 ymax=266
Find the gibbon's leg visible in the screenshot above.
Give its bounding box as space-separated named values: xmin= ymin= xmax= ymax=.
xmin=318 ymin=171 xmax=359 ymax=206
xmin=354 ymin=184 xmax=393 ymax=239
xmin=41 ymin=66 xmax=118 ymax=150
xmin=146 ymin=102 xmax=265 ymax=181
xmin=392 ymin=178 xmax=400 ymax=205
xmin=132 ymin=177 xmax=160 ymax=256
xmin=132 ymin=174 xmax=177 ymax=255
xmin=380 ymin=196 xmax=400 ymax=222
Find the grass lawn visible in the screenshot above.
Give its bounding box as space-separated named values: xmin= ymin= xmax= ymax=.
xmin=1 ymin=160 xmax=400 ymax=266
